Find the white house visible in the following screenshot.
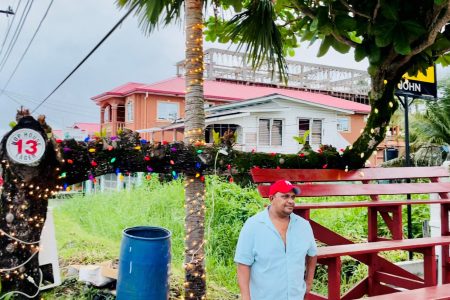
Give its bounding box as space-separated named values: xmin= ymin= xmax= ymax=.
xmin=165 ymin=93 xmax=369 ymax=154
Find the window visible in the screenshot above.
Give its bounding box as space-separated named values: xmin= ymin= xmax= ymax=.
xmin=104 ymin=106 xmax=110 ymax=122
xmin=337 ymin=117 xmax=349 ymax=132
xmin=157 ymin=102 xmax=179 ymax=121
xmin=299 ymin=119 xmax=310 ymax=142
xmin=311 ymin=119 xmax=323 ymax=145
xmin=126 ymin=101 xmax=134 ymax=122
xmin=258 ymin=119 xmax=283 ymax=146
xmin=298 ymin=118 xmax=322 ymax=145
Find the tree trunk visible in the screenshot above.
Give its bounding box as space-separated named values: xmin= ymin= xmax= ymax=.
xmin=184 ymin=0 xmax=206 ymax=299
xmin=0 ymin=116 xmax=60 ymax=299
xmin=345 ymin=70 xmax=408 ymax=168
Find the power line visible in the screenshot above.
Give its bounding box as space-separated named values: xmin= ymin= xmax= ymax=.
xmin=32 ymin=2 xmax=139 ymax=113
xmin=1 ymin=0 xmax=54 ymax=92
xmin=0 ymin=0 xmax=34 ymax=71
xmin=0 ymin=0 xmax=22 ymax=57
xmin=0 ymin=6 xmax=15 ymax=15
xmin=3 ymin=91 xmax=98 ymax=118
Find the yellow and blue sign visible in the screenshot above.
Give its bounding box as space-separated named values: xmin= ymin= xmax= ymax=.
xmin=395 ymin=66 xmax=437 ymax=98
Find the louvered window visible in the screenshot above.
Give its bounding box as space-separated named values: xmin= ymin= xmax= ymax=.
xmin=258 ymin=119 xmax=283 ymax=146
xmin=311 ymin=119 xmax=323 ymax=145
xmin=298 ymin=119 xmax=310 ymax=142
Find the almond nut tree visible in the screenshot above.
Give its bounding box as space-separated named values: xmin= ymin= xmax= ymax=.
xmin=206 ymin=0 xmax=450 ymax=168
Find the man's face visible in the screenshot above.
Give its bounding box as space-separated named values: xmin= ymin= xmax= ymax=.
xmin=270 ymin=191 xmax=296 ymax=217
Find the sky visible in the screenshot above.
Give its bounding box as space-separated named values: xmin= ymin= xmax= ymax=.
xmin=0 ymin=0 xmax=448 ymax=136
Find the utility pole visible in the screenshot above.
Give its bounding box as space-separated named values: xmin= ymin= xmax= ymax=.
xmin=0 ymin=6 xmax=14 ymax=15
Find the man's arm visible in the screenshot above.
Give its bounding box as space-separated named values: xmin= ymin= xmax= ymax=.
xmin=237 ymin=263 xmax=251 ymax=300
xmin=305 ymin=255 xmax=317 ymax=294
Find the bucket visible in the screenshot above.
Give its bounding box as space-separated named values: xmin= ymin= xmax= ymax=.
xmin=116 ymin=226 xmax=171 ymax=300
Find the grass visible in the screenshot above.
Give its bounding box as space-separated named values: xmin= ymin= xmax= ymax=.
xmin=43 ymin=176 xmax=430 ymax=299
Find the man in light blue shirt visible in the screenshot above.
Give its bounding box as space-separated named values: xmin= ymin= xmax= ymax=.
xmin=235 ymin=180 xmax=317 ymax=300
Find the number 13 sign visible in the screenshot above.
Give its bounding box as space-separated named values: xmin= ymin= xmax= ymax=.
xmin=6 ymin=128 xmax=46 ymax=165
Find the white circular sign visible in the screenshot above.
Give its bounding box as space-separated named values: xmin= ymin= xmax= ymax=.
xmin=6 ymin=128 xmax=46 ymax=165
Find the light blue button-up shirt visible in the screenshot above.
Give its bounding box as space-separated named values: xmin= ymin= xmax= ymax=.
xmin=234 ymin=207 xmax=317 ymax=300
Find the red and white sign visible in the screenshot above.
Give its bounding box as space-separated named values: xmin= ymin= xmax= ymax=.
xmin=6 ymin=128 xmax=45 ymax=165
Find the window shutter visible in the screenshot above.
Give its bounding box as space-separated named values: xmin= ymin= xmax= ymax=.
xmin=311 ymin=119 xmax=322 ymax=144
xmin=271 ymin=120 xmax=282 ymax=146
xmin=258 ymin=119 xmax=270 ymax=145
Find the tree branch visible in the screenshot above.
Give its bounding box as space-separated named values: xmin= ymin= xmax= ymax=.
xmin=372 ymin=0 xmax=381 ymax=22
xmin=331 ymin=31 xmax=359 ymax=47
xmin=387 ymin=2 xmax=450 ymax=73
xmin=339 ymin=0 xmax=370 ymax=19
xmin=295 ymin=2 xmax=358 ymax=48
xmin=410 ymin=2 xmax=450 ymax=56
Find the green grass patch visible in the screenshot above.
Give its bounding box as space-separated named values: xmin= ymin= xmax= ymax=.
xmin=49 ymin=176 xmax=431 ymax=298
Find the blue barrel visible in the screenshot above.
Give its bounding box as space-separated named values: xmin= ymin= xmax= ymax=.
xmin=116 ymin=226 xmax=171 ymax=300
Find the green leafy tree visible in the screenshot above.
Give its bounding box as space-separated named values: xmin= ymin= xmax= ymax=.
xmin=206 ymin=0 xmax=450 ymax=167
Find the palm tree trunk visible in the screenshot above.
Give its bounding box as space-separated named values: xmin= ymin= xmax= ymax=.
xmin=184 ymin=0 xmax=206 ymax=299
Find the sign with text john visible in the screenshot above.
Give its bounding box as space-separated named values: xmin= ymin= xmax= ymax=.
xmin=395 ymin=66 xmax=437 ymax=98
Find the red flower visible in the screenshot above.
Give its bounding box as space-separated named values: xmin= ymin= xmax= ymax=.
xmin=67 ymin=159 xmax=73 ymax=164
xmin=162 ymin=141 xmax=168 ymax=145
xmin=229 ymin=177 xmax=234 ymax=183
xmin=322 ymin=164 xmax=328 ymax=169
xmin=227 ymin=164 xmax=231 ymax=170
xmin=91 ymin=161 xmax=98 ymax=167
xmin=56 ymin=139 xmax=62 ymax=143
xmin=144 ymin=156 xmax=150 ymax=161
xmin=299 ymin=153 xmax=305 ymax=157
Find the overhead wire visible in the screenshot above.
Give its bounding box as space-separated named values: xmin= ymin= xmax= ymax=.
xmin=31 ymin=1 xmax=139 ymax=113
xmin=1 ymin=0 xmax=55 ymax=92
xmin=0 ymin=0 xmax=22 ymax=58
xmin=3 ymin=90 xmax=98 ymax=118
xmin=0 ymin=0 xmax=34 ymax=72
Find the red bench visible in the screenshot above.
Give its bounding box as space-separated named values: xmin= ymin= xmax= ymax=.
xmin=251 ymin=166 xmax=450 ymax=299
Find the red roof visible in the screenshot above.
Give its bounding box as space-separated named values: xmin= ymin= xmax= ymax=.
xmin=72 ymin=123 xmax=100 ymax=133
xmin=92 ymin=77 xmax=370 ymax=113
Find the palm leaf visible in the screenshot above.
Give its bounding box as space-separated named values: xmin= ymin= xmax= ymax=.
xmin=116 ymin=0 xmax=184 ymax=33
xmin=223 ymin=0 xmax=287 ymax=81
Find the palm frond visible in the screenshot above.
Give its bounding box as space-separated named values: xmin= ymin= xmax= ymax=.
xmin=116 ymin=0 xmax=184 ymax=33
xmin=223 ymin=0 xmax=287 ymax=81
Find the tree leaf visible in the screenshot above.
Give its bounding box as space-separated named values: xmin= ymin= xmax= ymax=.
xmin=393 ymin=31 xmax=412 ymax=55
xmin=331 ymin=37 xmax=351 ymax=54
xmin=380 ymin=2 xmax=399 ymax=20
xmin=354 ymin=44 xmax=367 ymax=62
xmin=318 ymin=35 xmax=332 ymax=57
xmin=401 ymin=20 xmax=426 ymax=37
xmin=436 ymin=53 xmax=450 ymax=67
xmin=334 ymin=14 xmax=357 ymax=31
xmin=368 ymin=46 xmax=381 ymax=64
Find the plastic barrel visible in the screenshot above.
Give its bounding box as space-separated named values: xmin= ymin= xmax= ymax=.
xmin=116 ymin=226 xmax=171 ymax=300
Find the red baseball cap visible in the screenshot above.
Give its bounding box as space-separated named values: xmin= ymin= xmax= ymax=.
xmin=269 ymin=180 xmax=301 ymax=196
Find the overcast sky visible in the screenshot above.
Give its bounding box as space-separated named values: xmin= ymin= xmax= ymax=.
xmin=0 ymin=0 xmax=448 ymax=136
